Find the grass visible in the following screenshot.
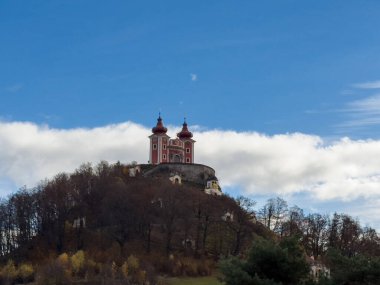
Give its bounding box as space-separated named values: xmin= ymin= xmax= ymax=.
xmin=165 ymin=275 xmax=223 ymax=285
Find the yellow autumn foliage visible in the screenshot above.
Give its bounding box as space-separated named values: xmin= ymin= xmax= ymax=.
xmin=121 ymin=261 xmax=129 ymax=279
xmin=71 ymin=250 xmax=85 ymax=274
xmin=0 ymin=260 xmax=17 ymax=280
xmin=18 ymin=263 xmax=34 ymax=281
xmin=57 ymin=253 xmax=70 ymax=267
xmin=127 ymin=255 xmax=139 ymax=275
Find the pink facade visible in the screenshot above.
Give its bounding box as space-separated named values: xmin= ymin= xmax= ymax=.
xmin=149 ymin=115 xmax=195 ymax=165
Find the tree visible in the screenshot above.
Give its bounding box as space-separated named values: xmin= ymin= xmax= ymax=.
xmin=36 ymin=173 xmax=73 ymax=252
xmin=327 ymin=213 xmax=362 ymax=257
xmin=303 ymin=213 xmax=329 ymax=258
xmin=158 ymin=182 xmax=188 ymax=255
xmin=281 ymin=205 xmax=304 ymax=238
xmin=258 ymin=197 xmax=288 ymax=233
xmin=326 ymin=248 xmax=380 ymax=285
xmin=219 ymin=237 xmax=310 ymax=285
xmin=225 ymin=196 xmax=256 ymax=255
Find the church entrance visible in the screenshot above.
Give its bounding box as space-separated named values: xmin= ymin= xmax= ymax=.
xmin=172 ymin=154 xmax=182 ymax=163
xmin=170 ymin=154 xmax=182 ymax=163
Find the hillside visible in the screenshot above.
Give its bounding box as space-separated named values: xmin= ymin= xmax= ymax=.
xmin=1 ymin=161 xmax=379 ymax=285
xmin=0 ymin=161 xmax=269 ymax=284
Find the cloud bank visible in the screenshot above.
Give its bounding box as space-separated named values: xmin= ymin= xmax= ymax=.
xmin=1 ymin=120 xmax=380 ymax=226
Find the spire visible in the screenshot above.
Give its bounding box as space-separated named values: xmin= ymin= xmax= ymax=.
xmin=177 ymin=118 xmax=193 ymax=139
xmin=152 ymin=113 xmax=167 ymax=134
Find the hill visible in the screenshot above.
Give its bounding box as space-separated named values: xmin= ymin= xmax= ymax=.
xmin=0 ymin=161 xmax=269 ymax=284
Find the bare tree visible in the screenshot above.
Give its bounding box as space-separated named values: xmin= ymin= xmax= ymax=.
xmin=258 ymin=197 xmax=288 ymax=233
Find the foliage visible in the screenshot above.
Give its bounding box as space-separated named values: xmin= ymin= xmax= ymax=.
xmin=0 ymin=160 xmax=379 ymax=283
xmin=71 ymin=250 xmax=85 ymax=275
xmin=219 ymin=237 xmax=310 ymax=285
xmin=0 ymin=260 xmax=17 ymax=284
xmin=325 ymin=248 xmax=380 ymax=285
xmin=57 ymin=252 xmax=70 ymax=267
xmin=121 ymin=261 xmax=129 ymax=279
xmin=18 ymin=263 xmax=35 ymax=282
xmin=127 ymin=254 xmax=139 ymax=275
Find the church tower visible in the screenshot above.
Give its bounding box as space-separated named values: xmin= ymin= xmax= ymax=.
xmin=149 ymin=114 xmax=169 ymax=164
xmin=177 ymin=119 xmax=195 ymax=164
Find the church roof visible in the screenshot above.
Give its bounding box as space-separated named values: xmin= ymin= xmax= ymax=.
xmin=152 ymin=114 xmax=168 ymax=134
xmin=177 ymin=119 xmax=193 ymax=139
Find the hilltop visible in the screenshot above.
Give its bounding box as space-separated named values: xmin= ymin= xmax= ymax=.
xmin=0 ymin=160 xmax=268 ymax=284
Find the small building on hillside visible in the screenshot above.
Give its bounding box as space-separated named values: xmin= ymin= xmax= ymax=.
xmin=307 ymin=256 xmax=330 ymax=281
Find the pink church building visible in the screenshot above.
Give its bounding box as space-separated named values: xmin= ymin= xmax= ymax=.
xmin=149 ymin=115 xmax=195 ymax=164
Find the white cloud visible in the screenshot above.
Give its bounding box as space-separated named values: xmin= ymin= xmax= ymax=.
xmin=1 ymin=120 xmax=380 ymax=227
xmin=347 ymin=94 xmax=380 ymax=114
xmin=0 ymin=121 xmax=148 ymax=189
xmin=339 ymin=94 xmax=380 ymax=128
xmin=353 ymin=80 xmax=380 ymax=89
xmin=190 ymin=73 xmax=197 ymax=81
xmin=5 ymin=84 xmax=23 ymax=93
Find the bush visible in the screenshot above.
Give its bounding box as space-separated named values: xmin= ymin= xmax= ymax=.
xmin=127 ymin=255 xmax=139 ymax=275
xmin=121 ymin=261 xmax=129 ymax=279
xmin=18 ymin=263 xmax=35 ymax=283
xmin=57 ymin=252 xmax=70 ymax=267
xmin=71 ymin=250 xmax=85 ymax=276
xmin=0 ymin=260 xmax=17 ymax=285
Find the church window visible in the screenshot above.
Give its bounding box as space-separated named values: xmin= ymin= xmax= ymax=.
xmin=163 ymin=144 xmax=166 ymax=150
xmin=153 ymin=144 xmax=157 ymax=150
xmin=163 ymin=154 xmax=166 ymax=159
xmin=186 ymin=158 xmax=190 ymax=163
xmin=186 ymin=148 xmax=190 ymax=153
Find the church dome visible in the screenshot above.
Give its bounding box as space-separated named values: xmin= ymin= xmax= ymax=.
xmin=152 ymin=114 xmax=167 ymax=134
xmin=177 ymin=119 xmax=193 ymax=139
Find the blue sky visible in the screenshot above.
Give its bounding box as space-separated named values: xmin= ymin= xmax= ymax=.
xmin=2 ymin=1 xmax=380 ymax=227
xmin=1 ymin=1 xmax=380 ymax=136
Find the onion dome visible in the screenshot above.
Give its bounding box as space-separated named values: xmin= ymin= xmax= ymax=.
xmin=152 ymin=114 xmax=167 ymax=134
xmin=177 ymin=118 xmax=193 ymax=139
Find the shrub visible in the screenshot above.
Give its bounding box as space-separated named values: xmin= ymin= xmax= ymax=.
xmin=127 ymin=255 xmax=139 ymax=275
xmin=121 ymin=261 xmax=129 ymax=279
xmin=71 ymin=250 xmax=85 ymax=276
xmin=18 ymin=263 xmax=35 ymax=283
xmin=0 ymin=260 xmax=17 ymax=285
xmin=57 ymin=252 xmax=70 ymax=267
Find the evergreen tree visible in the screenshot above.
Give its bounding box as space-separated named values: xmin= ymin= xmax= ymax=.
xmin=219 ymin=236 xmax=310 ymax=285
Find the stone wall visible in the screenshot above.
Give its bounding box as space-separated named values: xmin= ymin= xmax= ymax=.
xmin=142 ymin=163 xmax=217 ymax=186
